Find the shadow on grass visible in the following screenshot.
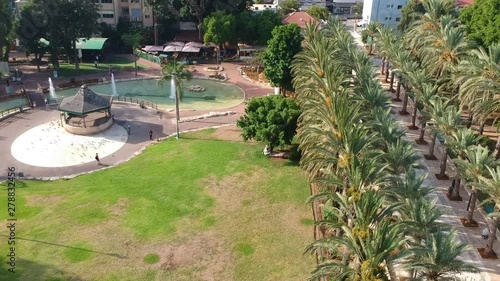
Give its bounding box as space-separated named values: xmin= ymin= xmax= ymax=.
xmin=0 ymin=235 xmax=128 ymax=260
xmin=0 ymin=258 xmax=83 ymax=281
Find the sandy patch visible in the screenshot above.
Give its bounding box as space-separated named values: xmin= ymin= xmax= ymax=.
xmin=209 ymin=125 xmax=245 ymax=142
xmin=25 ymin=194 xmax=66 ymax=206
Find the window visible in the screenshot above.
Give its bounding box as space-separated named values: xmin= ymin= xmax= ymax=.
xmin=145 ymin=14 xmax=150 ymax=19
xmin=102 ymin=13 xmax=114 ymax=18
xmin=122 ymin=7 xmax=129 ymax=15
xmin=386 ymin=4 xmax=390 ymax=7
xmin=131 ymin=0 xmax=139 ymax=3
xmin=101 ymin=0 xmax=112 ymax=3
xmin=395 ymin=17 xmax=401 ymax=22
xmin=390 ymin=5 xmax=393 ymax=7
xmin=121 ymin=0 xmax=127 ymax=2
xmin=397 ymin=5 xmax=403 ymax=9
xmin=384 ymin=17 xmax=388 ymax=20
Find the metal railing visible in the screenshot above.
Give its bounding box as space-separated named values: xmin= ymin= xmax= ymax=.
xmin=113 ymin=96 xmax=159 ymax=110
xmin=0 ymin=103 xmax=30 ymax=118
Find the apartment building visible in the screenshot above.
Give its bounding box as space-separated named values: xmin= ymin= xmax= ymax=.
xmin=94 ymin=0 xmax=153 ymax=27
xmin=361 ymin=0 xmax=407 ymax=27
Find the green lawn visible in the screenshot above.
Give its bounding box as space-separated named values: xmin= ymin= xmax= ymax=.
xmin=57 ymin=57 xmax=147 ymax=77
xmin=0 ymin=128 xmax=314 ymax=281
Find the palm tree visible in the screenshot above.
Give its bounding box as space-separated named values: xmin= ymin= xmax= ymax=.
xmin=454 ymin=145 xmax=499 ymax=226
xmin=414 ymin=85 xmax=439 ymax=145
xmin=159 ymin=61 xmax=192 ymax=138
xmin=365 ymin=22 xmax=382 ymax=55
xmin=475 ymin=166 xmax=500 ymax=258
xmin=445 ymin=127 xmax=482 ymax=200
xmin=405 ymin=230 xmax=478 ymax=280
xmin=383 ymin=139 xmax=422 ymax=175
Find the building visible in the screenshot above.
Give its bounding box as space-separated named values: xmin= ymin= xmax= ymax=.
xmin=361 ymin=0 xmax=407 ymax=27
xmin=250 ymin=0 xmax=279 ymax=12
xmin=299 ymin=0 xmax=330 ymax=9
xmin=94 ymin=0 xmax=153 ymax=27
xmin=282 ymin=11 xmax=320 ymax=29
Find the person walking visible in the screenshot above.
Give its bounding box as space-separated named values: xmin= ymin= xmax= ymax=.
xmin=149 ymin=129 xmax=153 ymax=140
xmin=127 ymin=125 xmax=131 ymax=135
xmin=95 ymin=153 xmax=101 ymax=165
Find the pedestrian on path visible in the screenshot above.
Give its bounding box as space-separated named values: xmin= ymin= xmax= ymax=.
xmin=95 ymin=153 xmax=101 ymax=165
xmin=127 ymin=125 xmax=131 ymax=135
xmin=149 ymin=129 xmax=153 ymax=140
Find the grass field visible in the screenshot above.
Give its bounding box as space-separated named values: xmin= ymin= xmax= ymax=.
xmin=57 ymin=57 xmax=146 ymax=77
xmin=0 ymin=127 xmax=314 ymax=281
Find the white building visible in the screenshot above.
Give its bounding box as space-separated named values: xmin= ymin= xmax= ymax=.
xmin=361 ymin=0 xmax=407 ymax=27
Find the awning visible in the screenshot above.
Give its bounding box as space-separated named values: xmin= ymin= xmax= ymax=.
xmin=181 ymin=46 xmax=201 ymax=53
xmin=163 ymin=45 xmax=184 ymax=52
xmin=76 ymin=38 xmax=109 ymax=50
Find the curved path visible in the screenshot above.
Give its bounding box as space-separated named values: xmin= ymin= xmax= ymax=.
xmin=0 ymin=61 xmax=272 ymax=180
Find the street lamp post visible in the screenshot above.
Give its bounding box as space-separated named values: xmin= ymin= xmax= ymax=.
xmin=172 ymin=53 xmax=180 ymax=139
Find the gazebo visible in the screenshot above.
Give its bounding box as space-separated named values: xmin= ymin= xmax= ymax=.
xmin=58 ymin=85 xmax=114 ymax=135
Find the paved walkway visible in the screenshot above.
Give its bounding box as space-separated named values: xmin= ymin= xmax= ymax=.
xmin=348 ymin=29 xmax=500 ymax=280
xmin=0 ymin=59 xmax=272 ymax=180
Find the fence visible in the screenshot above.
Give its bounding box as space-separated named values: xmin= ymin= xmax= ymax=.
xmin=113 ymin=96 xmax=159 ymax=110
xmin=136 ymin=50 xmax=161 ymax=65
xmin=0 ymin=103 xmax=31 ymax=119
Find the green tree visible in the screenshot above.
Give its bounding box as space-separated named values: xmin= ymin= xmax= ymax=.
xmin=255 ymin=10 xmax=282 ymax=45
xmin=263 ymin=24 xmax=303 ymax=94
xmin=203 ymin=11 xmax=236 ymax=64
xmin=237 ymin=95 xmax=301 ymax=153
xmin=398 ymin=0 xmax=425 ymax=32
xmin=459 ymin=0 xmax=500 ymax=47
xmin=0 ymin=0 xmax=15 ymax=61
xmin=235 ymin=10 xmax=257 ymax=44
xmin=17 ymin=1 xmax=48 ymax=71
xmin=306 ymin=5 xmax=330 ymax=21
xmin=352 ymin=2 xmax=363 ymax=15
xmin=159 ymin=61 xmax=192 ymax=138
xmin=121 ymin=33 xmax=143 ymax=77
xmin=279 ymin=0 xmax=300 ymax=15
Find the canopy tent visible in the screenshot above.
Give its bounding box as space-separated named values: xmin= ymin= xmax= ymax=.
xmin=163 ymin=45 xmax=184 ymax=52
xmin=181 ymin=46 xmax=201 ymax=53
xmin=238 ymin=44 xmax=266 ymax=52
xmin=75 ymin=38 xmax=109 ymax=50
xmin=143 ymin=45 xmax=164 ymax=52
xmin=185 ymin=41 xmax=203 ymax=48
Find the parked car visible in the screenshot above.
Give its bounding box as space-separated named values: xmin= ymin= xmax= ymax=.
xmin=356 ymin=20 xmax=368 ymax=27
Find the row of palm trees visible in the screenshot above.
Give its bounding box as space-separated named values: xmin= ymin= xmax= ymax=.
xmin=291 ymin=15 xmax=478 ymax=280
xmin=374 ymin=0 xmax=500 ymax=258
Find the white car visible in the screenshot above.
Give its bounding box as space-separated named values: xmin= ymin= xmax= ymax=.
xmin=356 ymin=20 xmax=368 ymax=27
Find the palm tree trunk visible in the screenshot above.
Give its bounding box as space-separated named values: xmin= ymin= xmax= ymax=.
xmin=175 ymin=84 xmax=180 ymax=138
xmin=408 ymin=97 xmax=418 ymax=130
xmin=399 ymin=86 xmax=409 ymax=115
xmin=416 ymin=119 xmax=428 ymax=144
xmin=381 ymin=57 xmax=385 ymax=74
xmin=485 ymin=216 xmax=499 ymax=257
xmin=467 ymin=113 xmax=473 ymax=129
xmin=385 ymin=66 xmax=390 ymax=83
xmin=437 ymin=147 xmax=449 ymax=180
xmin=479 ymin=122 xmax=485 ymax=135
xmin=465 ymin=189 xmax=478 ymax=225
xmin=495 ymin=135 xmax=500 ymax=159
xmin=451 ymin=178 xmax=461 ymax=200
xmin=389 ymin=71 xmax=395 ymax=92
xmin=425 ymin=133 xmax=438 ymax=160
xmin=393 ymin=77 xmax=402 ymax=101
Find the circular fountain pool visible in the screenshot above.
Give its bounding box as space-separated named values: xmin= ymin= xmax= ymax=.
xmin=56 ymin=78 xmax=245 ymax=110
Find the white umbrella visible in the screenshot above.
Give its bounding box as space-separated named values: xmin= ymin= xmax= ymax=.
xmin=163 ymin=45 xmax=184 ymax=52
xmin=185 ymin=42 xmax=203 ymax=48
xmin=181 ymin=46 xmax=201 ymax=53
xmin=164 ymin=41 xmax=185 ymax=47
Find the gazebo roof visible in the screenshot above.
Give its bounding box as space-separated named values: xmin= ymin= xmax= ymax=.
xmin=58 ymin=85 xmax=112 ymax=115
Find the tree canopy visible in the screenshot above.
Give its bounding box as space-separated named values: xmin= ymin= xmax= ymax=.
xmin=279 ymin=0 xmax=300 ymax=15
xmin=398 ymin=0 xmax=425 ymax=32
xmin=352 ymin=2 xmax=364 ymax=15
xmin=203 ymin=11 xmax=236 ymax=46
xmin=263 ymin=24 xmax=303 ymax=93
xmin=459 ymin=0 xmax=500 ymax=47
xmin=237 ymin=95 xmax=301 ymax=153
xmin=255 ymin=10 xmax=283 ymax=45
xmin=306 ymin=5 xmax=330 ymax=21
xmin=0 ymin=0 xmax=15 ymax=61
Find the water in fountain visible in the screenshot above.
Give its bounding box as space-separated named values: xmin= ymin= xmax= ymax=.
xmin=48 ymin=78 xmax=56 ymax=99
xmin=111 ymin=73 xmax=117 ymax=96
xmin=170 ymin=78 xmax=175 ymax=99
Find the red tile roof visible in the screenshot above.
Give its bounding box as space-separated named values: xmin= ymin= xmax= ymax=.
xmin=282 ymin=12 xmax=319 ymax=29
